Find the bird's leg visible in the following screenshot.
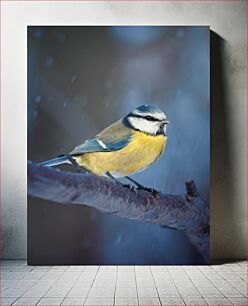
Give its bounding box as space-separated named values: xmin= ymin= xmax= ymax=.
xmin=124 ymin=176 xmax=144 ymax=188
xmin=65 ymin=153 xmax=85 ymax=174
xmin=106 ymin=172 xmax=122 ymax=185
xmin=106 ymin=172 xmax=136 ymax=192
xmin=125 ymin=176 xmax=160 ymax=197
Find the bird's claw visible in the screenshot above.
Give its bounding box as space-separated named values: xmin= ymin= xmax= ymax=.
xmin=122 ymin=183 xmax=160 ymax=197
xmin=137 ymin=186 xmax=160 ymax=197
xmin=122 ymin=184 xmax=137 ymax=193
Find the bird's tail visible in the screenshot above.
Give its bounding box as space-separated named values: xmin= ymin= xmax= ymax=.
xmin=39 ymin=155 xmax=68 ymax=167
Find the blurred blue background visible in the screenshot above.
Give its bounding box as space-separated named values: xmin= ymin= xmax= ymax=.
xmin=28 ymin=26 xmax=209 ymax=265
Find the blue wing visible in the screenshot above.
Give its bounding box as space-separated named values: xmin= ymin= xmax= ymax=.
xmin=70 ymin=120 xmax=132 ymax=155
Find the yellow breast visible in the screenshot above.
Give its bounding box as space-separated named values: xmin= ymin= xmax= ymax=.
xmin=75 ymin=131 xmax=167 ymax=177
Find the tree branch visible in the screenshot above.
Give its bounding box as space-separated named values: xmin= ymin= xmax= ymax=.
xmin=28 ymin=162 xmax=210 ymax=262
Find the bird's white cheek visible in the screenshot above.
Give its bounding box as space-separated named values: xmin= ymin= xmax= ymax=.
xmin=163 ymin=125 xmax=167 ymax=134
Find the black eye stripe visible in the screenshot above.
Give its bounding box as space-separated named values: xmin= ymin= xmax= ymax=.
xmin=130 ymin=114 xmax=163 ymax=122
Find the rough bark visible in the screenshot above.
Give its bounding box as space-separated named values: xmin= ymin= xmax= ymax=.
xmin=28 ymin=162 xmax=210 ymax=262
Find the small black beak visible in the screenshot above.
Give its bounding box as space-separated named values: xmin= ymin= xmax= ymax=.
xmin=161 ymin=120 xmax=170 ymax=126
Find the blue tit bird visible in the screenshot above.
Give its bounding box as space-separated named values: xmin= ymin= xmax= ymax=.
xmin=39 ymin=105 xmax=169 ymax=190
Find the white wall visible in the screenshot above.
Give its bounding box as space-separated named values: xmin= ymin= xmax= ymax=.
xmin=1 ymin=1 xmax=246 ymax=260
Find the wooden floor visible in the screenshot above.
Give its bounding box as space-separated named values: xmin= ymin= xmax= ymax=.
xmin=1 ymin=260 xmax=247 ymax=305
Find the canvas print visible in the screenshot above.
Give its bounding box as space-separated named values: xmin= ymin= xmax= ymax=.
xmin=28 ymin=26 xmax=210 ymax=265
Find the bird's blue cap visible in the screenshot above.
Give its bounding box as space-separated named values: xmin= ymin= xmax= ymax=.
xmin=134 ymin=104 xmax=162 ymax=114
